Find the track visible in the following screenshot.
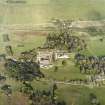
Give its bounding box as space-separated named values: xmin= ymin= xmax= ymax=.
xmin=40 ymin=78 xmax=105 ymax=88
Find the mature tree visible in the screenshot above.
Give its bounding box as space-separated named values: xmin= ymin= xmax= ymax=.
xmin=20 ymin=82 xmax=34 ymax=95
xmin=89 ymin=93 xmax=101 ymax=105
xmin=0 ymin=74 xmax=6 ymax=81
xmin=1 ymin=84 xmax=12 ymax=96
xmin=54 ymin=66 xmax=58 ymax=72
xmin=62 ymin=60 xmax=67 ymax=66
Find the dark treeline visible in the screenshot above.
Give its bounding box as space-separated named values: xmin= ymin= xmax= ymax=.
xmin=4 ymin=59 xmax=44 ymax=81
xmin=75 ymin=53 xmax=105 ymax=74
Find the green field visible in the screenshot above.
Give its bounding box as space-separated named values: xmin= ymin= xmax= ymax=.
xmin=10 ymin=34 xmax=46 ymax=55
xmin=42 ymin=58 xmax=87 ymax=81
xmin=81 ymin=36 xmax=105 ymax=56
xmin=0 ymin=0 xmax=105 ymax=24
xmin=57 ymin=85 xmax=105 ymax=105
xmin=0 ymin=34 xmax=46 ymax=55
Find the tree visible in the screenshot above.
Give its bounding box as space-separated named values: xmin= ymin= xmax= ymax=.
xmin=54 ymin=66 xmax=58 ymax=72
xmin=44 ymin=30 xmax=86 ymax=52
xmin=5 ymin=45 xmax=13 ymax=56
xmin=99 ymin=38 xmax=103 ymax=42
xmin=4 ymin=59 xmax=44 ymax=81
xmin=29 ymin=89 xmax=62 ymax=105
xmin=50 ymin=83 xmax=58 ymax=103
xmin=1 ymin=84 xmax=12 ymax=105
xmin=89 ymin=93 xmax=101 ymax=105
xmin=62 ymin=60 xmax=67 ymax=66
xmin=0 ymin=74 xmax=6 ymax=81
xmin=20 ymin=82 xmax=34 ymax=95
xmin=1 ymin=84 xmax=12 ymax=96
xmin=19 ymin=48 xmax=37 ymax=62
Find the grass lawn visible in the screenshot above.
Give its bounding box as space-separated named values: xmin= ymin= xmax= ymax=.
xmin=10 ymin=34 xmax=46 ymax=54
xmin=41 ymin=58 xmax=87 ymax=81
xmin=57 ymin=85 xmax=105 ymax=105
xmin=0 ymin=0 xmax=105 ymax=24
xmin=81 ymin=36 xmax=105 ymax=56
xmin=0 ymin=34 xmax=46 ymax=55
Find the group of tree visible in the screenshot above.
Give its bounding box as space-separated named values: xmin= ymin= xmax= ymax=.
xmin=19 ymin=48 xmax=37 ymax=62
xmin=4 ymin=59 xmax=44 ymax=81
xmin=0 ymin=74 xmax=6 ymax=81
xmin=43 ymin=18 xmax=87 ymax=52
xmin=19 ymin=82 xmax=66 ymax=105
xmin=75 ymin=53 xmax=105 ymax=74
xmin=85 ymin=26 xmax=105 ymax=37
xmin=43 ymin=31 xmax=87 ymax=52
xmin=1 ymin=84 xmax=12 ymax=96
xmin=51 ymin=18 xmax=72 ymax=32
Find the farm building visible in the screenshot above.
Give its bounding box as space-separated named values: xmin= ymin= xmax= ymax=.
xmin=37 ymin=50 xmax=54 ymax=68
xmin=55 ymin=51 xmax=70 ymax=59
xmin=37 ymin=49 xmax=70 ymax=68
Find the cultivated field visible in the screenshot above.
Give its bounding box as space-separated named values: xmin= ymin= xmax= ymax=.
xmin=0 ymin=0 xmax=105 ymax=24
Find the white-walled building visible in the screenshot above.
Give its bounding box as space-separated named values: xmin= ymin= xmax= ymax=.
xmin=37 ymin=49 xmax=71 ymax=68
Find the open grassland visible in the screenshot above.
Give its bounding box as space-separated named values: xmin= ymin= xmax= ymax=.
xmin=10 ymin=34 xmax=46 ymax=54
xmin=0 ymin=33 xmax=46 ymax=55
xmin=81 ymin=36 xmax=105 ymax=56
xmin=57 ymin=85 xmax=105 ymax=105
xmin=0 ymin=0 xmax=105 ymax=24
xmin=42 ymin=59 xmax=87 ymax=81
